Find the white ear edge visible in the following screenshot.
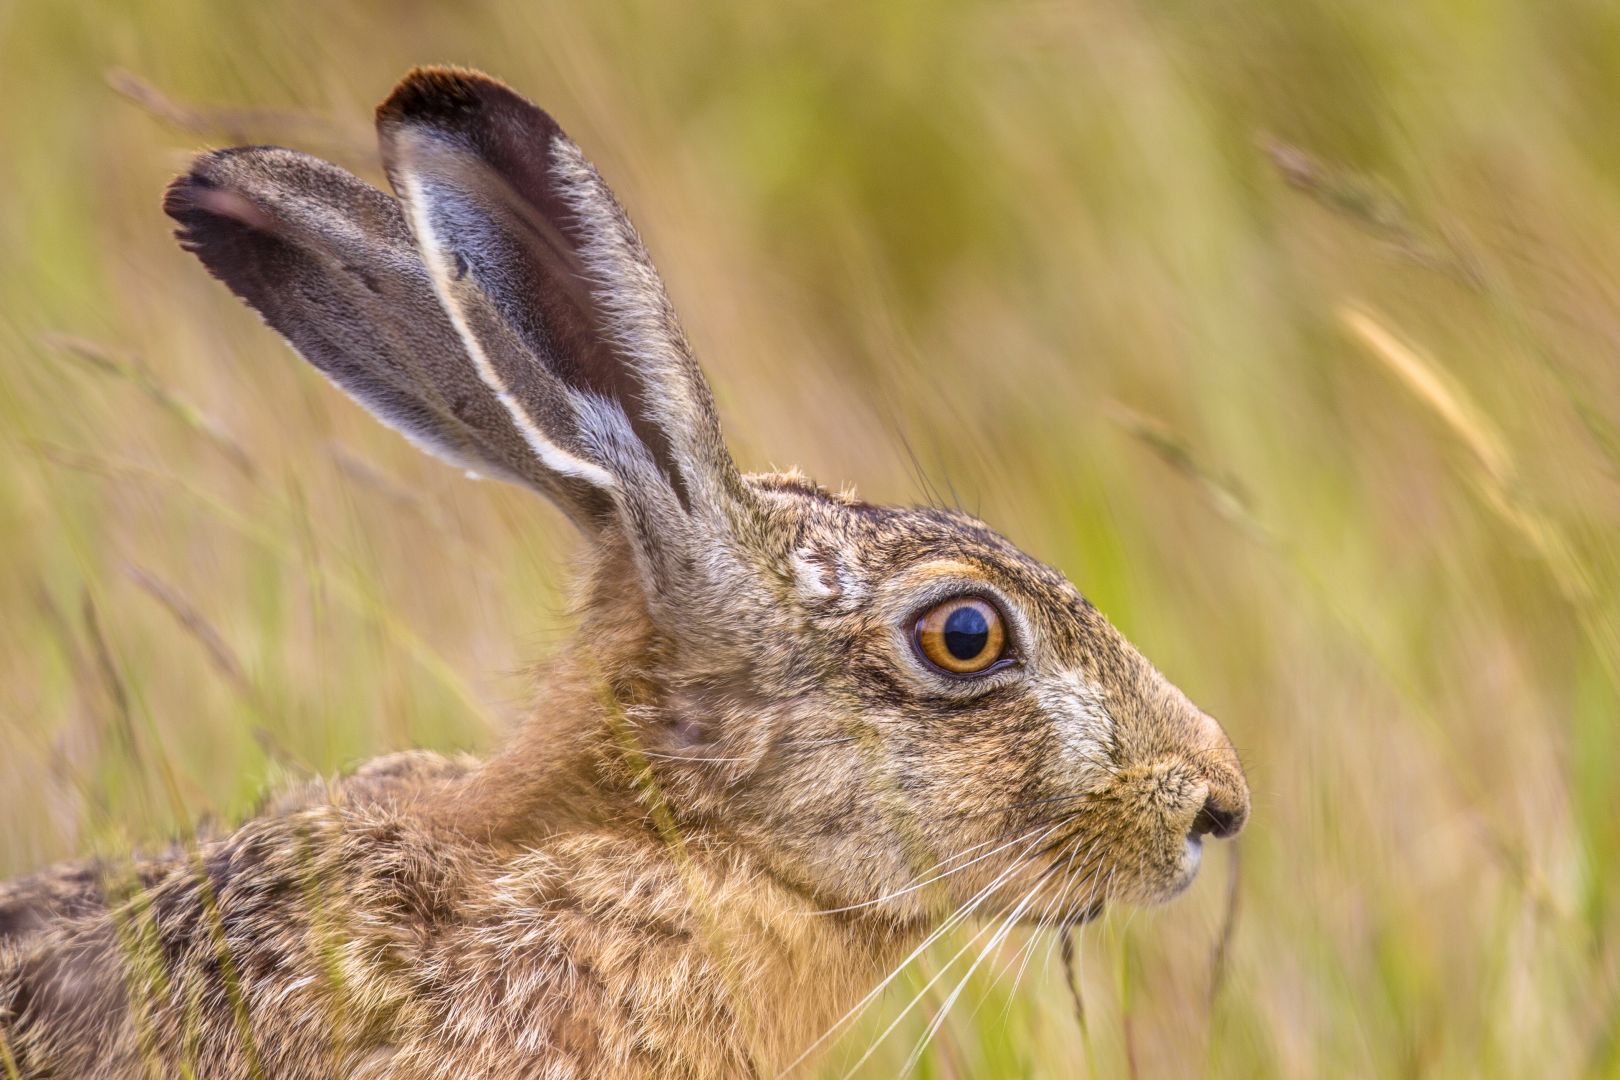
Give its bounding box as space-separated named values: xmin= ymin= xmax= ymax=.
xmin=255 ymin=314 xmax=517 ymax=485
xmin=399 ymin=167 xmax=619 ymax=493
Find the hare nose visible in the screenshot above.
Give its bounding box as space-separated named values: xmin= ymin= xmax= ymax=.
xmin=1190 ymin=792 xmax=1246 ymax=840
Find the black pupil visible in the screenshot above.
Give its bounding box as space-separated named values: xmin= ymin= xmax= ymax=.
xmin=942 ymin=605 xmax=990 ymax=661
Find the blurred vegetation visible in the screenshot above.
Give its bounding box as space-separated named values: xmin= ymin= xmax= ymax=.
xmin=4 ymin=0 xmax=1620 ymax=1075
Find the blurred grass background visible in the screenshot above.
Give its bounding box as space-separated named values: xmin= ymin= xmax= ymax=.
xmin=3 ymin=0 xmax=1620 ymax=1075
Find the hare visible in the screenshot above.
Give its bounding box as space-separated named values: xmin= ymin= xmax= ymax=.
xmin=0 ymin=67 xmax=1248 ymax=1079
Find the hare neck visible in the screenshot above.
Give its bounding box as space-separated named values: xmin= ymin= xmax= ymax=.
xmin=509 ymin=825 xmax=922 ymax=1075
xmin=428 ymin=750 xmax=923 ymax=1072
xmin=426 ymin=700 xmax=926 ymax=1071
xmin=684 ymin=839 xmax=924 ymax=1072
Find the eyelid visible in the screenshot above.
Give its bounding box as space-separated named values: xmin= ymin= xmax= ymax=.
xmin=916 ymin=653 xmax=1022 ymax=681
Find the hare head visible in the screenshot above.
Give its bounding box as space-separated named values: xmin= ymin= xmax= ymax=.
xmin=166 ymin=68 xmax=1247 ymax=933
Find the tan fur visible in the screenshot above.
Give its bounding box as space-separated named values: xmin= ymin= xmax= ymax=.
xmin=0 ymin=68 xmax=1247 ymax=1078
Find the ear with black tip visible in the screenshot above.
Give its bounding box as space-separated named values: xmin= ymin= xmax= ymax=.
xmin=374 ymin=67 xmax=752 ymax=580
xmin=163 ymin=146 xmax=615 ymax=523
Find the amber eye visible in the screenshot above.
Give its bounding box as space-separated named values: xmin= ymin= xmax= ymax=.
xmin=913 ymin=596 xmax=1009 ymax=676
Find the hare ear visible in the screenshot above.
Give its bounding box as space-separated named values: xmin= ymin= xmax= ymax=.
xmin=164 ymin=147 xmax=615 ymax=522
xmin=374 ymin=67 xmax=751 ymax=571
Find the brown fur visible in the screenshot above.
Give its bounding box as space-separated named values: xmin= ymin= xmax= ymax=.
xmin=0 ymin=68 xmax=1247 ymax=1078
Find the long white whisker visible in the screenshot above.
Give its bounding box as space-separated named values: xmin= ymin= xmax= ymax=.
xmin=1046 ymin=837 xmax=1104 ymax=951
xmin=984 ymin=835 xmax=1103 ymax=1030
xmin=835 ymin=898 xmax=1014 ymax=1079
xmin=780 ymin=821 xmax=1066 ymax=1075
xmin=1039 ymin=838 xmax=1106 ymax=977
xmin=989 ymin=870 xmax=1070 ymax=1014
xmin=803 ymin=822 xmax=1061 ymax=917
xmin=1005 ymin=836 xmax=1098 ymax=1006
xmin=640 ymin=735 xmax=860 ymax=765
xmin=899 ymin=874 xmax=1051 ymax=1076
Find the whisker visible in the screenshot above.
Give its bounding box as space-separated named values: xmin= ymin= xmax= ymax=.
xmin=835 ymin=896 xmax=1012 ymax=1079
xmin=898 ymin=875 xmax=1051 ymax=1076
xmin=995 ymin=846 xmax=1082 ymax=1005
xmin=1038 ymin=841 xmax=1102 ymax=975
xmin=1008 ymin=837 xmax=1101 ymax=1003
xmin=944 ymin=790 xmax=1092 ymax=822
xmin=897 ymin=849 xmax=1100 ymax=1074
xmin=782 ymin=821 xmax=1067 ymax=1075
xmin=786 ymin=793 xmax=1131 ymax=1074
xmin=639 ymin=734 xmax=861 ymax=766
xmin=802 ymin=821 xmax=1061 ymax=917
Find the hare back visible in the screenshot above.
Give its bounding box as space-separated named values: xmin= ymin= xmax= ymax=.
xmin=0 ymin=751 xmax=475 ymax=956
xmin=0 ymin=756 xmax=850 ymax=1079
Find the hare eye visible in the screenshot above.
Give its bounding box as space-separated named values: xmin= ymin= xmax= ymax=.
xmin=913 ymin=597 xmax=1008 ymax=676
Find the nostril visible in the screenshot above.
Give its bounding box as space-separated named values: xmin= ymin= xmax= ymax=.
xmin=1190 ymin=796 xmax=1244 ymax=840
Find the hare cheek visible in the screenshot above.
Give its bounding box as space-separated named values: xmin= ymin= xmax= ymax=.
xmin=1036 ymin=671 xmax=1115 ymax=785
